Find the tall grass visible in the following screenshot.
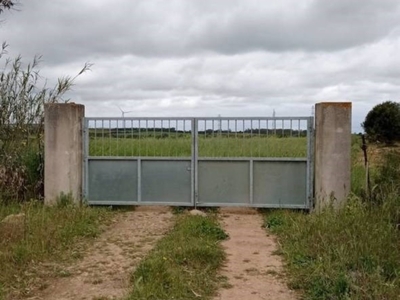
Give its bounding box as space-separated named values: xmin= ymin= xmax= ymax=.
xmin=265 ymin=198 xmax=400 ymax=299
xmin=0 ymin=199 xmax=114 ymax=299
xmin=0 ymin=44 xmax=91 ymax=203
xmin=264 ymin=147 xmax=400 ymax=299
xmin=127 ymin=214 xmax=228 ymax=300
xmin=89 ymin=136 xmax=308 ymax=158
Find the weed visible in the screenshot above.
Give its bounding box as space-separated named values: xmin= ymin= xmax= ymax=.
xmin=265 ymin=269 xmax=278 ymax=276
xmin=171 ymin=206 xmax=189 ymax=215
xmin=198 ymin=206 xmax=220 ymax=214
xmin=264 ymin=214 xmax=285 ymax=229
xmin=58 ymin=270 xmax=72 ymax=278
xmin=127 ymin=215 xmax=227 ymax=300
xmin=56 ymin=192 xmax=74 ymax=207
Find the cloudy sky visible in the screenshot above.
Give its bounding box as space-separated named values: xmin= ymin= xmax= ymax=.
xmin=1 ymin=0 xmax=400 ymax=132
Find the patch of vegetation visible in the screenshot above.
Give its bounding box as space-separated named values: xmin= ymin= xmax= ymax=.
xmin=362 ymin=101 xmax=400 ymax=144
xmin=0 ymin=200 xmax=114 ymax=299
xmin=0 ymin=43 xmax=90 ymax=203
xmin=263 ymin=151 xmax=400 ymax=299
xmin=127 ymin=215 xmax=228 ymax=300
xmin=171 ymin=206 xmax=190 ymax=215
xmin=89 ymin=136 xmax=308 ymax=158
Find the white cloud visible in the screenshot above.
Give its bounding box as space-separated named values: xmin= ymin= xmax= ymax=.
xmin=1 ymin=0 xmax=400 ymax=132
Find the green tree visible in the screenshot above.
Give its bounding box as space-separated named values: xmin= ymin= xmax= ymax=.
xmin=362 ymin=101 xmax=400 ymax=144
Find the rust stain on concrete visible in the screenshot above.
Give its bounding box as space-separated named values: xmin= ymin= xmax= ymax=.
xmin=320 ymin=102 xmax=352 ymax=109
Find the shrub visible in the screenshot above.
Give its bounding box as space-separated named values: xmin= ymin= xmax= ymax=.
xmin=0 ymin=43 xmax=90 ymax=202
xmin=362 ymin=101 xmax=400 ymax=144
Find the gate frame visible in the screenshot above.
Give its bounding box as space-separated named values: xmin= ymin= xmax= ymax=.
xmin=82 ymin=116 xmax=314 ymax=209
xmin=192 ymin=117 xmax=314 ymax=209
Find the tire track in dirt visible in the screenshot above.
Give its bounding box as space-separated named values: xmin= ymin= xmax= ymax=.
xmin=31 ymin=206 xmax=173 ymax=300
xmin=215 ymin=208 xmax=297 ymax=300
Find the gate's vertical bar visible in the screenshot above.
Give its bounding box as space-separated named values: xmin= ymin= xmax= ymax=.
xmin=116 ymin=120 xmax=119 ymax=156
xmin=190 ymin=119 xmax=195 ymax=207
xmin=102 ymin=120 xmax=104 ymax=156
xmin=306 ymin=117 xmax=315 ymax=209
xmin=82 ymin=118 xmax=89 ymax=202
xmin=194 ymin=118 xmax=199 ymax=207
xmin=137 ymin=158 xmax=141 ymax=203
xmin=249 ymin=158 xmax=254 ymax=205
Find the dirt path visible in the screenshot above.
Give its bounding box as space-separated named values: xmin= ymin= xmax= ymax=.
xmin=215 ymin=208 xmax=297 ymax=300
xmin=32 ymin=206 xmax=173 ymax=300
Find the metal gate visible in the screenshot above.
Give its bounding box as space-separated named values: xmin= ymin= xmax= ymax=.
xmin=83 ymin=117 xmax=314 ymax=209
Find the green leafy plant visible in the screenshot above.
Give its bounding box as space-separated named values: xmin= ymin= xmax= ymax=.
xmin=362 ymin=101 xmax=400 ymax=144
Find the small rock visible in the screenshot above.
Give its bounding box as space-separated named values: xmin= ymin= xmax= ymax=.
xmin=189 ymin=209 xmax=207 ymax=217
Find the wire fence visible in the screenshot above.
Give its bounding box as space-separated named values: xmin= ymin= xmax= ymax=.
xmin=86 ymin=117 xmax=311 ymax=158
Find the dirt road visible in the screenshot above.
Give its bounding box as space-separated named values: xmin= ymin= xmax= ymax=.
xmin=32 ymin=206 xmax=173 ymax=300
xmin=23 ymin=207 xmax=295 ymax=300
xmin=215 ymin=208 xmax=297 ymax=300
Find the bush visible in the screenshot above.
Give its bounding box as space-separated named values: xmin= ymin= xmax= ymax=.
xmin=0 ymin=44 xmax=90 ymax=202
xmin=362 ymin=101 xmax=400 ymax=144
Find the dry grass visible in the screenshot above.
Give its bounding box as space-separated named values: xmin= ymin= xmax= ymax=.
xmin=0 ymin=199 xmax=114 ymax=299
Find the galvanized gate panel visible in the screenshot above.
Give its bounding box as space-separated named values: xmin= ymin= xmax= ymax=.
xmin=140 ymin=159 xmax=192 ymax=204
xmin=83 ymin=116 xmax=314 ymax=209
xmin=83 ymin=118 xmax=195 ymax=206
xmin=88 ymin=159 xmax=138 ymax=203
xmin=194 ymin=117 xmax=313 ymax=209
xmin=252 ymin=160 xmax=307 ymax=208
xmin=197 ymin=160 xmax=250 ymax=205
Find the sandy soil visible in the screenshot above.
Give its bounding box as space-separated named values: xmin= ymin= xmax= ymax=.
xmin=215 ymin=208 xmax=297 ymax=300
xmin=28 ymin=206 xmax=173 ymax=300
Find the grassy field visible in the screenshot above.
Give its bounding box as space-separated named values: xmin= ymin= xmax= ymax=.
xmin=89 ymin=136 xmax=308 ymax=157
xmin=0 ymin=199 xmax=114 ymax=300
xmin=264 ymin=198 xmax=400 ymax=299
xmin=127 ymin=213 xmax=228 ymax=300
xmin=263 ymin=137 xmax=400 ymax=299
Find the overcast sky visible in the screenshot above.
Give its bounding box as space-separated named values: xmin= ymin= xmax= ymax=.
xmin=2 ymin=0 xmax=400 ymax=132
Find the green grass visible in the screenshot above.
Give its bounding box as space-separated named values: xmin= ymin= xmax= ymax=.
xmin=0 ymin=199 xmax=114 ymax=300
xmin=127 ymin=214 xmax=228 ymax=300
xmin=351 ymin=134 xmax=371 ymax=195
xmin=264 ymin=198 xmax=400 ymax=300
xmin=263 ymin=147 xmax=400 ymax=299
xmin=89 ymin=136 xmax=308 ymax=157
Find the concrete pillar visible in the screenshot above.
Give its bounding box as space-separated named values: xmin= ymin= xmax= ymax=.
xmin=315 ymin=102 xmax=352 ymax=212
xmin=44 ymin=103 xmax=85 ymax=205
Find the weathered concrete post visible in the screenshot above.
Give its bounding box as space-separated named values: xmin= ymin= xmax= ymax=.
xmin=44 ymin=103 xmax=85 ymax=205
xmin=314 ymin=102 xmax=352 ymax=212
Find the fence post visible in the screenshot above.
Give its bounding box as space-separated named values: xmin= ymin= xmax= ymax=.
xmin=44 ymin=103 xmax=85 ymax=205
xmin=314 ymin=102 xmax=352 ymax=212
